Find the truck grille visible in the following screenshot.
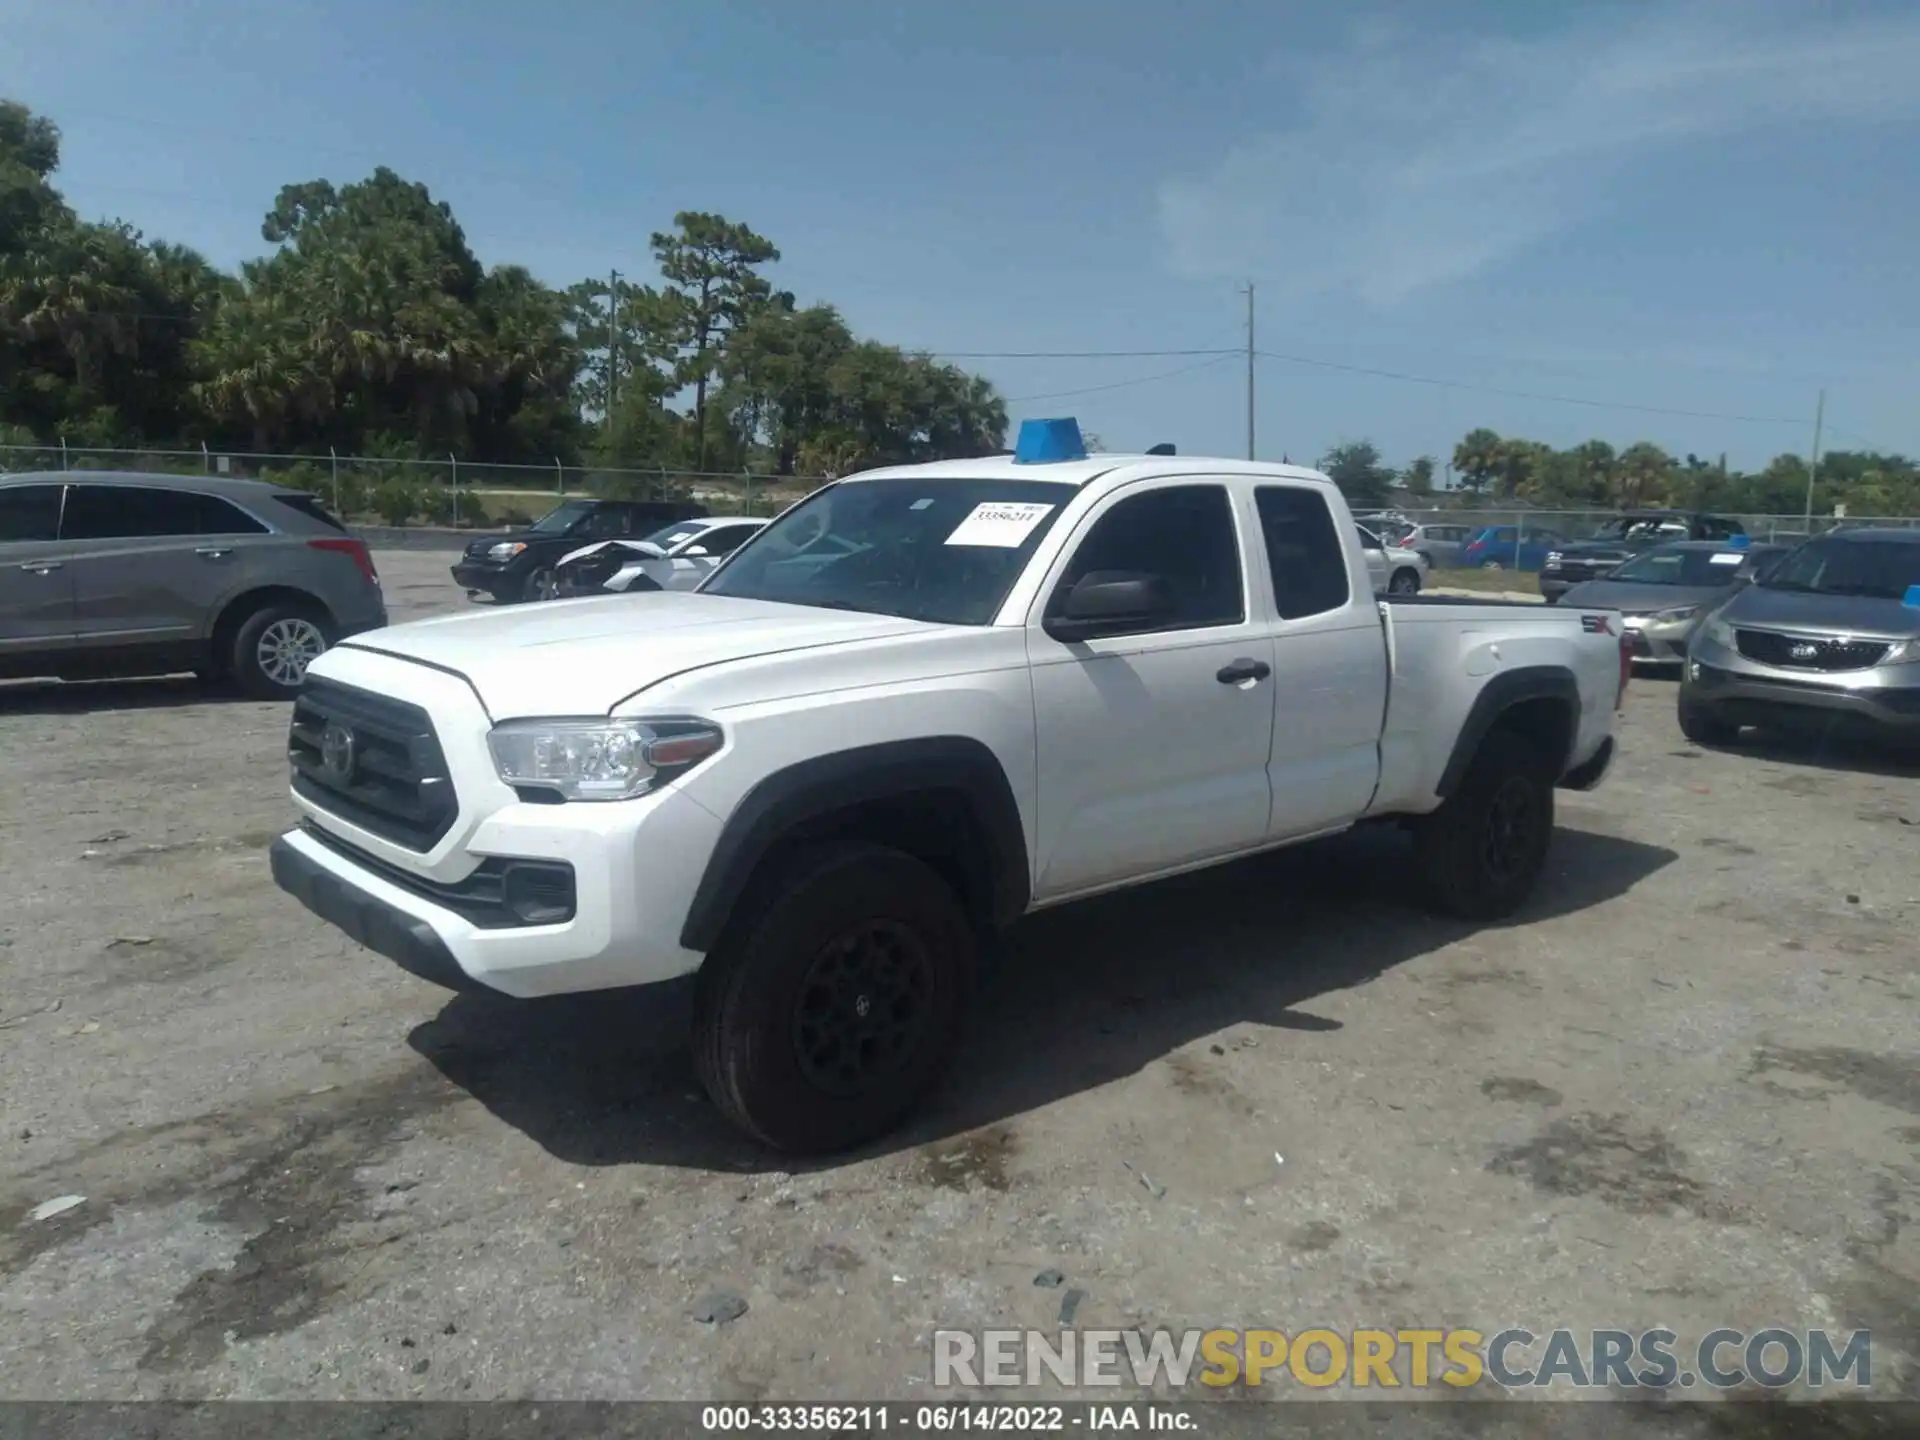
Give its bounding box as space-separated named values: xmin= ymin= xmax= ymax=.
xmin=289 ymin=678 xmax=457 ymax=850
xmin=1735 ymin=630 xmax=1890 ymax=672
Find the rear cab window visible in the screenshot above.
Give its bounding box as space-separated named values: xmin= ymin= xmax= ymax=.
xmin=1255 ymin=486 xmax=1350 ymax=619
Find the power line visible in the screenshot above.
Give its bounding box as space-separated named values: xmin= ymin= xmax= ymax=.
xmin=1006 ymin=355 xmax=1238 ymax=404
xmin=1253 ymin=349 xmax=1810 ymax=426
xmin=918 ymin=347 xmax=1238 ymax=360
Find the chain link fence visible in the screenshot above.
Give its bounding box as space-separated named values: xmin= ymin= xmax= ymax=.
xmin=1353 ymin=504 xmax=1920 ymax=570
xmin=0 ymin=443 xmax=826 ymax=530
xmin=7 ymin=444 xmax=1916 ymax=552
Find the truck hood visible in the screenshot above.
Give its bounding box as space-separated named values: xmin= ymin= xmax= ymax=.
xmin=338 ymin=592 xmax=933 ymax=718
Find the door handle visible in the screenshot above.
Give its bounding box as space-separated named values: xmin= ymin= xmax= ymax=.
xmin=19 ymin=561 xmax=62 ymax=574
xmin=195 ymin=547 xmax=234 ymax=559
xmin=1216 ymin=658 xmax=1272 ymax=685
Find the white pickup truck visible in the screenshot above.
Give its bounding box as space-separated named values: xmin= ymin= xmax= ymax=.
xmin=272 ymin=422 xmax=1627 ymax=1153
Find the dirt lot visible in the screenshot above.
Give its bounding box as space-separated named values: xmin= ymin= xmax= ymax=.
xmin=2 ymin=550 xmax=1916 ymax=1415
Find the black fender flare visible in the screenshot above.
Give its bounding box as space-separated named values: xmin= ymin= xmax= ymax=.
xmin=678 ymin=736 xmax=1031 ymax=952
xmin=1436 ymin=665 xmax=1581 ymax=798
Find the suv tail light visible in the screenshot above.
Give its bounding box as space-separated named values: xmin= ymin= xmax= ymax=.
xmin=308 ymin=537 xmax=379 ymax=586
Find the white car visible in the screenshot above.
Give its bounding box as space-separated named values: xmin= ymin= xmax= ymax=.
xmin=551 ymin=516 xmax=767 ymax=596
xmin=1356 ymin=523 xmax=1425 ymax=594
xmin=273 ymin=420 xmax=1625 ymax=1153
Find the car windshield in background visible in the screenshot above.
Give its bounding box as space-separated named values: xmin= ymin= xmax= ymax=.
xmin=1759 ymin=536 xmax=1920 ymax=600
xmin=643 ymin=521 xmax=706 ymax=549
xmin=700 ymin=477 xmax=1073 ymax=624
xmin=1608 ymin=547 xmax=1748 ymax=586
xmin=529 ymin=501 xmax=597 ymax=534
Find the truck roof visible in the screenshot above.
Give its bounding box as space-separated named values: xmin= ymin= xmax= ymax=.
xmin=841 ymin=452 xmax=1338 ymax=490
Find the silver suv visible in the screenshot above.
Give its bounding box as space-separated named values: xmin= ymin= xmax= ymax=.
xmin=0 ymin=471 xmax=386 ymax=698
xmin=1679 ymin=528 xmax=1920 ymax=745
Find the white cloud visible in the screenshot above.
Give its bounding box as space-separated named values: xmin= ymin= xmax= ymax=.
xmin=1158 ymin=2 xmax=1920 ymax=305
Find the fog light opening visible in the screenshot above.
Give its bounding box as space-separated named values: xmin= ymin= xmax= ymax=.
xmin=501 ymin=862 xmax=576 ymax=925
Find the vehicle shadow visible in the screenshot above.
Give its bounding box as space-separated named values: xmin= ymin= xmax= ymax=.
xmin=408 ymin=823 xmax=1676 ymax=1175
xmin=0 ymin=675 xmax=252 ymax=714
xmin=1710 ymin=727 xmax=1920 ymax=780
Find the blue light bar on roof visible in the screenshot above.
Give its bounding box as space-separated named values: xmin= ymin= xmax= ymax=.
xmin=1014 ymin=417 xmax=1086 ymax=464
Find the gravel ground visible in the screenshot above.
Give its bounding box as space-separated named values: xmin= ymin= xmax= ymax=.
xmin=2 ymin=551 xmax=1916 ymax=1419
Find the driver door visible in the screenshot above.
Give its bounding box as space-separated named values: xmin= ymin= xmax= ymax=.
xmin=1026 ymin=480 xmax=1274 ymax=900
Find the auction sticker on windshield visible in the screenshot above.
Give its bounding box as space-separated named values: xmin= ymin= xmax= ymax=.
xmin=1710 ymin=553 xmax=1744 ymax=565
xmin=946 ymin=502 xmax=1055 ymax=548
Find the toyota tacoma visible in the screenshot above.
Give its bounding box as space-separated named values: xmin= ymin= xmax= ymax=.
xmin=272 ymin=421 xmax=1627 ymax=1153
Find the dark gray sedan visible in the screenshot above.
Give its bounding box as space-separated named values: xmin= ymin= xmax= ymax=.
xmin=1559 ymin=541 xmax=1789 ymax=667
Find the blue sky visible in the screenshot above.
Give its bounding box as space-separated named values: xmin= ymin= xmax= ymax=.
xmin=4 ymin=0 xmax=1916 ymax=472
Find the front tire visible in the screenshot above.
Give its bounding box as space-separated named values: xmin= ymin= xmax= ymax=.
xmin=519 ymin=566 xmax=557 ymax=603
xmin=1413 ymin=729 xmax=1555 ymax=921
xmin=693 ymin=844 xmax=975 ymax=1154
xmin=1677 ymin=692 xmax=1739 ymax=746
xmin=232 ymin=603 xmax=332 ymax=699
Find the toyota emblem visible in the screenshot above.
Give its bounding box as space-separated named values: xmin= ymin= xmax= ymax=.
xmin=320 ymin=721 xmax=358 ymax=782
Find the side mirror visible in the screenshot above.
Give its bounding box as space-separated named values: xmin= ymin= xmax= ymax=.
xmin=1044 ymin=570 xmax=1171 ymax=642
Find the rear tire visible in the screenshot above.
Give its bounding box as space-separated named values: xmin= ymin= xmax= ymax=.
xmin=1413 ymin=729 xmax=1555 ymax=921
xmin=1677 ymin=692 xmax=1739 ymax=746
xmin=231 ymin=603 xmax=332 ymax=700
xmin=692 ymin=844 xmax=975 ymax=1154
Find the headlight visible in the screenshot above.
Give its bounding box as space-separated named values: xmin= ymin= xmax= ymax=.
xmin=488 ymin=718 xmax=723 ymax=801
xmin=1545 ymin=551 xmax=1562 ymax=565
xmin=1651 ymin=605 xmax=1700 ymax=625
xmin=488 ymin=541 xmax=527 ymax=561
xmin=1698 ymin=615 xmax=1736 ymax=650
xmin=1884 ymin=638 xmax=1920 ymax=665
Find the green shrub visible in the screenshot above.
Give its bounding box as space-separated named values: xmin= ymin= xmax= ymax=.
xmin=371 ymin=478 xmax=422 ymax=527
xmin=498 ymin=507 xmax=535 ymax=528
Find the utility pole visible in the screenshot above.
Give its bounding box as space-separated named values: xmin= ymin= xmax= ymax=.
xmin=1242 ymin=282 xmax=1256 ymax=461
xmin=1802 ymin=389 xmax=1824 ymax=533
xmin=606 ymin=268 xmax=622 ymax=439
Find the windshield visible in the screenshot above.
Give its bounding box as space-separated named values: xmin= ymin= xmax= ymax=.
xmin=1759 ymin=537 xmax=1920 ymax=600
xmin=529 ymin=501 xmax=597 ymax=534
xmin=1607 ymin=547 xmax=1749 ymax=586
xmin=642 ymin=520 xmax=706 ymax=550
xmin=700 ymin=477 xmax=1073 ymax=624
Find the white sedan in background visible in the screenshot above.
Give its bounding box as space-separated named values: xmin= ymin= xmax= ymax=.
xmin=552 ymin=516 xmax=767 ymax=596
xmin=1356 ymin=524 xmax=1424 ymax=595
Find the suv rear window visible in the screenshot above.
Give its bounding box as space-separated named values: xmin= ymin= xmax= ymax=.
xmin=272 ymin=492 xmax=347 ymax=532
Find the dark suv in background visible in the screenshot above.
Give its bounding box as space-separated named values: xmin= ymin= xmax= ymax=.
xmin=1540 ymin=511 xmax=1746 ymax=602
xmin=451 ymin=497 xmax=708 ymax=603
xmin=0 ymin=471 xmax=386 ymax=698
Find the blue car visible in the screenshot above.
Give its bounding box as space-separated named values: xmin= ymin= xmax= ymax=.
xmin=1460 ymin=525 xmax=1569 ymax=572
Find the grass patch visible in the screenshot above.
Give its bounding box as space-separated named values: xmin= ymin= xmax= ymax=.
xmin=1429 ymin=567 xmax=1543 ymax=596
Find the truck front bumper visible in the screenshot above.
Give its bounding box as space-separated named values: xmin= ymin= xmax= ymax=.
xmin=272 ymin=835 xmax=484 ymax=994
